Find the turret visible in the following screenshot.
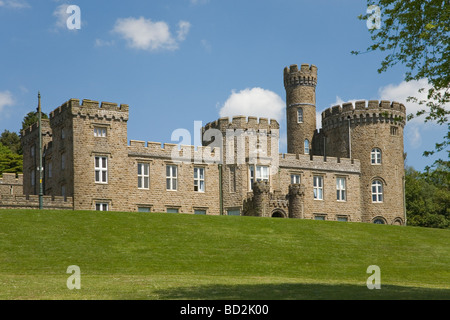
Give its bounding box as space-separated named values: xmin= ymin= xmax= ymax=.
xmin=284 ymin=63 xmax=318 ymax=155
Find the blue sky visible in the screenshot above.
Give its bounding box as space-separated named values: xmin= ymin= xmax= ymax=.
xmin=0 ymin=0 xmax=446 ymax=171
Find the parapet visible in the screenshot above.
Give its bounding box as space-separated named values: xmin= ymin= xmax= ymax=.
xmin=0 ymin=173 xmax=23 ymax=185
xmin=321 ymin=100 xmax=406 ymax=130
xmin=284 ymin=63 xmax=318 ymax=88
xmin=0 ymin=194 xmax=73 ymax=210
xmin=21 ymin=118 xmax=51 ymax=139
xmin=280 ymin=153 xmax=361 ymax=174
xmin=203 ymin=116 xmax=280 ymax=133
xmin=128 ymin=140 xmax=221 ymax=163
xmin=49 ymin=98 xmax=129 ymax=121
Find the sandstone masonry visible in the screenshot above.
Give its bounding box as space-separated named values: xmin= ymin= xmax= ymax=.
xmin=3 ymin=62 xmax=406 ymax=225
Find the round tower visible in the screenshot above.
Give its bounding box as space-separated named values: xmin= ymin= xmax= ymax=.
xmin=321 ymin=100 xmax=407 ymax=225
xmin=284 ymin=63 xmax=318 ymax=155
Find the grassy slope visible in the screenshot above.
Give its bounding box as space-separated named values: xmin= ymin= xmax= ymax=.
xmin=0 ymin=210 xmax=449 ymax=300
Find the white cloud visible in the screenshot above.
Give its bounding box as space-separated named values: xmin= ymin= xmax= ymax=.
xmin=112 ymin=17 xmax=190 ymax=52
xmin=95 ymin=39 xmax=115 ymax=47
xmin=219 ymin=88 xmax=285 ymax=122
xmin=377 ymin=78 xmax=436 ymax=123
xmin=0 ymin=0 xmax=30 ymax=9
xmin=0 ymin=91 xmax=15 ymax=114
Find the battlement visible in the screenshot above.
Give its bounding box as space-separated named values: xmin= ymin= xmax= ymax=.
xmin=49 ymin=98 xmax=129 ymax=121
xmin=128 ymin=140 xmax=221 ymax=163
xmin=280 ymin=153 xmax=360 ymax=173
xmin=321 ymin=100 xmax=406 ymax=129
xmin=21 ymin=118 xmax=51 ymax=138
xmin=0 ymin=194 xmax=73 ymax=210
xmin=203 ymin=116 xmax=279 ymax=133
xmin=284 ymin=63 xmax=318 ymax=88
xmin=0 ymin=173 xmax=23 ymax=185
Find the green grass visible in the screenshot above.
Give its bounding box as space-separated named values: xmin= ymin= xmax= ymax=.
xmin=0 ymin=210 xmax=449 ymax=300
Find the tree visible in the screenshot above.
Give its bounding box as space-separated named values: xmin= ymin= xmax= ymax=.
xmin=405 ymin=166 xmax=449 ymax=228
xmin=353 ymin=0 xmax=449 ymax=170
xmin=21 ymin=111 xmax=48 ymax=132
xmin=0 ymin=130 xmax=22 ymax=155
xmin=0 ymin=142 xmax=23 ymax=176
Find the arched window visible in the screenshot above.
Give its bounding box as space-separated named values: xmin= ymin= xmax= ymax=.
xmin=373 ymin=218 xmax=385 ymax=224
xmin=297 ymin=108 xmax=303 ymax=123
xmin=371 ymin=148 xmax=382 ymax=164
xmin=304 ymin=139 xmax=310 ymax=155
xmin=371 ymin=180 xmax=383 ymax=203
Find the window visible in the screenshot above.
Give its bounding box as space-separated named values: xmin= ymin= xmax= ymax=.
xmin=304 ymin=139 xmax=310 ymax=155
xmin=61 ymin=185 xmax=66 ymax=198
xmin=313 ymin=176 xmax=323 ymax=200
xmin=372 ymin=180 xmax=383 ymax=203
xmin=30 ymin=145 xmax=35 ymax=158
xmin=31 ymin=169 xmax=35 ymax=186
xmin=373 ymin=218 xmax=385 ymax=224
xmin=291 ymin=174 xmax=300 ymax=184
xmin=315 ymin=215 xmax=326 ymax=220
xmin=249 ymin=165 xmax=269 ymax=190
xmin=48 ymin=162 xmax=52 ymax=178
xmin=336 ymin=177 xmax=346 ymax=201
xmin=94 ymin=127 xmax=107 ymax=137
xmin=194 ymin=209 xmax=207 ymax=215
xmin=138 ymin=163 xmax=149 ymax=189
xmin=371 ymin=148 xmax=382 ymax=165
xmin=61 ymin=153 xmax=66 ymax=170
xmin=166 ymin=165 xmax=178 ymax=191
xmin=227 ymin=209 xmax=241 ymax=216
xmin=194 ymin=167 xmax=205 ymax=192
xmin=61 ymin=128 xmax=65 ymax=140
xmin=390 ymin=126 xmax=398 ymax=136
xmin=138 ymin=207 xmax=151 ymax=213
xmin=95 ymin=156 xmax=108 ymax=183
xmin=96 ymin=202 xmax=109 ymax=211
xmin=337 ymin=216 xmax=348 ymax=222
xmin=167 ymin=208 xmax=179 ymax=213
xmin=297 ymin=108 xmax=303 ymax=123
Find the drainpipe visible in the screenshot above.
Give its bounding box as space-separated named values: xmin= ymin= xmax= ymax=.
xmin=347 ymin=116 xmax=352 ymax=159
xmin=219 ymin=164 xmax=223 ymax=215
xmin=38 ymin=92 xmax=43 ymax=210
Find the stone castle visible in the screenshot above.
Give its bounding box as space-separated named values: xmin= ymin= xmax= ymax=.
xmin=1 ymin=63 xmax=407 ymax=225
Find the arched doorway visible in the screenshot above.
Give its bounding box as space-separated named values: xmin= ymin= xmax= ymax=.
xmin=271 ymin=210 xmax=286 ymax=218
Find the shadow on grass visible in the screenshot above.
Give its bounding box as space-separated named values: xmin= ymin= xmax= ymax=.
xmin=151 ymin=282 xmax=450 ymax=300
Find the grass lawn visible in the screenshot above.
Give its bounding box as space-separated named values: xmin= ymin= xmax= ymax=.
xmin=0 ymin=210 xmax=449 ymax=300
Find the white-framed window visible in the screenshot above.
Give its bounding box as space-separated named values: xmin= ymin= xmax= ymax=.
xmin=166 ymin=165 xmax=178 ymax=191
xmin=313 ymin=176 xmax=323 ymax=200
xmin=194 ymin=167 xmax=205 ymax=192
xmin=95 ymin=156 xmax=108 ymax=183
xmin=138 ymin=163 xmax=150 ymax=189
xmin=96 ymin=202 xmax=109 ymax=211
xmin=371 ymin=148 xmax=382 ymax=165
xmin=291 ymin=174 xmax=301 ymax=184
xmin=94 ymin=127 xmax=107 ymax=138
xmin=297 ymin=108 xmax=303 ymax=123
xmin=304 ymin=139 xmax=310 ymax=155
xmin=336 ymin=177 xmax=346 ymax=201
xmin=249 ymin=165 xmax=269 ymax=190
xmin=372 ymin=180 xmax=383 ymax=203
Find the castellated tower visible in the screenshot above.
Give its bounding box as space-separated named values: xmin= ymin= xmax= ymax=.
xmin=284 ymin=64 xmax=317 ymax=155
xmin=321 ymin=100 xmax=407 ymax=225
